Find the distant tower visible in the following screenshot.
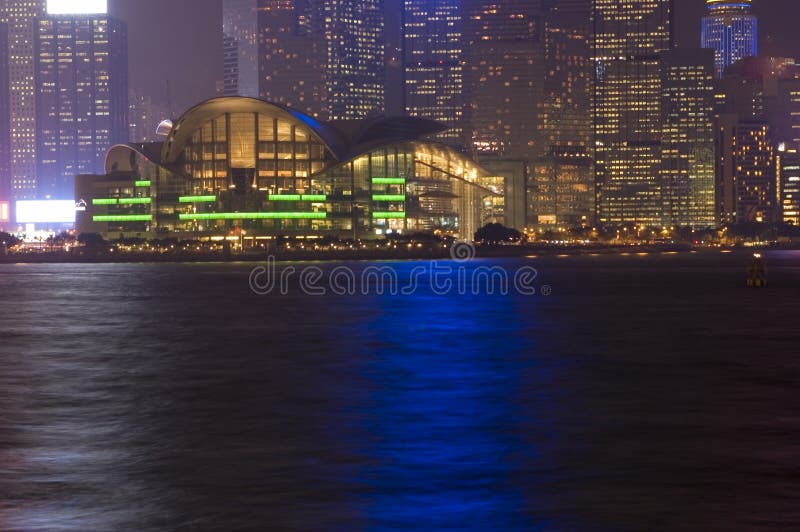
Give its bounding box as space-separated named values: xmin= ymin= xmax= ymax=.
xmin=258 ymin=0 xmax=327 ymax=118
xmin=701 ymin=0 xmax=757 ymax=78
xmin=222 ymin=0 xmax=383 ymax=120
xmin=463 ymin=0 xmax=543 ymax=160
xmin=222 ymin=0 xmax=260 ymax=97
xmin=0 ymin=22 xmax=10 ymax=203
xmin=324 ymin=0 xmax=386 ymax=120
xmin=35 ymin=2 xmax=128 ymax=199
xmin=0 ymin=0 xmax=47 ymax=200
xmin=592 ymin=0 xmax=673 ymax=227
xmin=403 ymin=0 xmax=463 ymax=145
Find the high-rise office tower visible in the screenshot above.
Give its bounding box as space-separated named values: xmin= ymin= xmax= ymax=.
xmin=223 ymin=0 xmax=260 ymax=97
xmin=701 ymin=0 xmax=757 ymax=79
xmin=528 ymin=0 xmax=593 ymax=229
xmin=35 ymin=2 xmax=128 ymax=199
xmin=592 ymin=0 xmax=672 ymax=227
xmin=258 ymin=0 xmax=326 ymax=118
xmin=223 ymin=0 xmax=384 ymax=120
xmin=714 ymin=57 xmax=797 ymax=225
xmin=0 ymin=0 xmax=47 ymax=200
xmin=0 ymin=22 xmax=10 ymax=203
xmin=660 ymin=49 xmax=716 ymax=228
xmin=463 ymin=0 xmax=543 ymax=160
xmin=403 ymin=0 xmax=463 ymax=145
xmin=541 ymin=0 xmax=591 ymax=155
xmin=324 ymin=0 xmax=386 ymax=120
xmin=778 ymin=144 xmax=800 ymax=226
xmin=732 ymin=121 xmax=776 ymax=223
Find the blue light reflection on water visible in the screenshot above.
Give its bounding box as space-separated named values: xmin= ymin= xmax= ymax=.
xmin=332 ymin=263 xmax=567 ymax=530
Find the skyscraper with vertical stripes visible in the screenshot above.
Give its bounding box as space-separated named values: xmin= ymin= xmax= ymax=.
xmin=701 ymin=0 xmax=757 ymax=78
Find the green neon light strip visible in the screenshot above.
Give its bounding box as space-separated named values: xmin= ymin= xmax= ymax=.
xmin=269 ymin=194 xmax=301 ymax=201
xmin=92 ymin=198 xmax=118 ymax=205
xmin=372 ymin=178 xmax=405 ymax=184
xmin=179 ymin=212 xmax=327 ymax=220
xmin=301 ymin=194 xmax=327 ymax=202
xmin=372 ymin=195 xmax=406 ymax=202
xmin=118 ymin=197 xmax=151 ymax=204
xmin=93 ymin=215 xmax=152 ymax=222
xmin=372 ymin=212 xmax=406 ymax=219
xmin=134 ymin=180 xmax=151 ymax=187
xmin=179 ymin=195 xmax=217 ymax=203
xmin=269 ymin=194 xmax=328 ymax=202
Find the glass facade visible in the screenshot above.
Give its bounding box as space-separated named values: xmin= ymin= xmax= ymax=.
xmin=257 ymin=0 xmax=326 ymax=118
xmin=35 ymin=14 xmax=128 ymax=200
xmin=779 ymin=147 xmax=800 ymax=226
xmin=0 ymin=0 xmax=47 ymax=200
xmin=701 ymin=0 xmax=757 ymax=79
xmin=463 ymin=0 xmax=543 ymax=159
xmin=592 ymin=0 xmax=672 ymax=227
xmin=222 ymin=0 xmax=260 ymax=97
xmin=77 ymin=98 xmax=501 ymax=240
xmin=0 ymin=22 xmax=10 ymax=203
xmin=660 ymin=49 xmax=716 ymax=228
xmin=732 ymin=122 xmax=776 ymax=224
xmin=324 ymin=0 xmax=385 ymax=120
xmin=403 ymin=0 xmax=463 ymax=146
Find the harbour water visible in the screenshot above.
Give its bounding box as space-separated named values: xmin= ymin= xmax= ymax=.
xmin=0 ymin=251 xmax=798 ymax=530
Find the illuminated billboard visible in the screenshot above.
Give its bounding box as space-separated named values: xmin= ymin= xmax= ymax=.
xmin=15 ymin=200 xmax=76 ymax=224
xmin=0 ymin=201 xmax=9 ymax=223
xmin=46 ymin=0 xmax=108 ymax=15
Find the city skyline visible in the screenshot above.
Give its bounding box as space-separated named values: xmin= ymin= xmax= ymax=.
xmin=107 ymin=0 xmax=800 ymax=116
xmin=2 ymin=0 xmax=800 ymax=232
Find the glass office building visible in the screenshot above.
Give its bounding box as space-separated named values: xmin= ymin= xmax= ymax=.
xmin=592 ymin=0 xmax=672 ymax=227
xmin=35 ymin=12 xmax=128 ymax=200
xmin=701 ymin=0 xmax=757 ymax=79
xmin=0 ymin=0 xmax=47 ymax=200
xmin=76 ymin=97 xmax=502 ymax=240
xmin=660 ymin=49 xmax=716 ymax=229
xmin=403 ymin=0 xmax=463 ymax=146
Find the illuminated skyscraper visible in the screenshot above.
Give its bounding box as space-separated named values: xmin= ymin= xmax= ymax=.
xmin=223 ymin=0 xmax=260 ymax=97
xmin=258 ymin=0 xmax=326 ymax=118
xmin=592 ymin=0 xmax=672 ymax=226
xmin=660 ymin=49 xmax=716 ymax=228
xmin=732 ymin=121 xmax=776 ymax=223
xmin=35 ymin=4 xmax=128 ymax=199
xmin=463 ymin=0 xmax=543 ymax=159
xmin=778 ymin=144 xmax=800 ymax=226
xmin=0 ymin=22 xmax=10 ymax=203
xmin=403 ymin=0 xmax=463 ymax=145
xmin=541 ymin=0 xmax=591 ymax=155
xmin=529 ymin=0 xmax=594 ymax=229
xmin=223 ymin=0 xmax=383 ymax=120
xmin=324 ymin=0 xmax=386 ymax=120
xmin=0 ymin=0 xmax=47 ymax=200
xmin=701 ymin=0 xmax=757 ymax=79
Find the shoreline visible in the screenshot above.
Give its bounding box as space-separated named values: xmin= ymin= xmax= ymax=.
xmin=1 ymin=243 xmax=788 ymax=264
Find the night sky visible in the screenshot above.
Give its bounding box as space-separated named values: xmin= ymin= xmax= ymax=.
xmin=109 ymin=0 xmax=800 ymax=118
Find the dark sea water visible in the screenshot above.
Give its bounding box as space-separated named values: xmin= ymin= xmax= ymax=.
xmin=1 ymin=250 xmax=799 ymax=531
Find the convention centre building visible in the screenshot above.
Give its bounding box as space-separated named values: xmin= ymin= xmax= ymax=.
xmin=75 ymin=97 xmax=504 ymax=240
